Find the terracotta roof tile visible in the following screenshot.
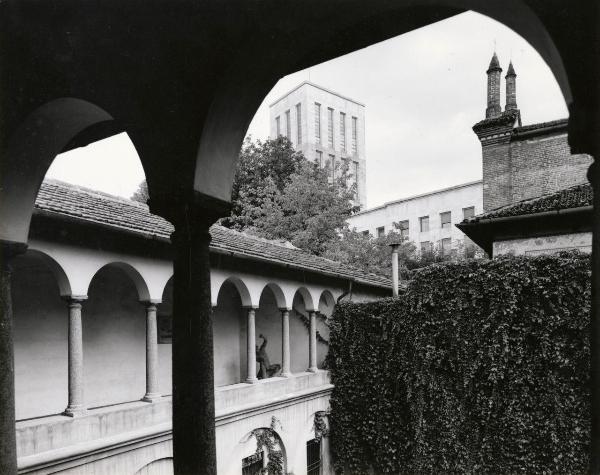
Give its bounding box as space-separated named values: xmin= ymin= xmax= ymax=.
xmin=35 ymin=180 xmax=391 ymax=289
xmin=462 ymin=182 xmax=592 ymax=223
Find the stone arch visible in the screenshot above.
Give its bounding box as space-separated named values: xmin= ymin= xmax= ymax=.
xmin=226 ymin=426 xmax=288 ymax=475
xmin=88 ymin=262 xmax=151 ymax=302
xmin=17 ymin=249 xmax=73 ymax=298
xmin=216 ymin=276 xmax=254 ymax=308
xmin=262 ymin=282 xmax=288 ymax=310
xmin=0 ymin=98 xmax=114 ymax=244
xmin=294 ymin=286 xmax=316 ymax=312
xmin=318 ymin=290 xmax=336 ymax=316
xmin=192 ymin=1 xmax=575 ymax=208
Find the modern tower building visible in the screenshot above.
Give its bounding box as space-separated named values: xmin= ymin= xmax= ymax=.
xmin=269 ymin=81 xmax=367 ymax=208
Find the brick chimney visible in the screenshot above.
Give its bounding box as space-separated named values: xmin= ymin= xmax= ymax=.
xmin=485 ymin=52 xmax=502 ymax=119
xmin=505 ymin=61 xmax=518 ymax=111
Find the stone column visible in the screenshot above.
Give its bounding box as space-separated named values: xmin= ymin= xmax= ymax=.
xmin=0 ymin=241 xmax=26 ymax=475
xmin=308 ymin=311 xmax=318 ymax=372
xmin=143 ymin=302 xmax=161 ymax=402
xmin=280 ymin=309 xmax=291 ymax=377
xmin=153 ymin=194 xmax=228 ymax=475
xmin=64 ymin=296 xmax=87 ymax=417
xmin=246 ymin=308 xmax=258 ymax=383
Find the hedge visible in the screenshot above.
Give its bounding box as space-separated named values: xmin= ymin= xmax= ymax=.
xmin=328 ymin=253 xmax=591 ymax=474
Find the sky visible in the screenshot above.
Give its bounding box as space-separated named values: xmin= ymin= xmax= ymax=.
xmin=46 ymin=11 xmax=568 ymax=208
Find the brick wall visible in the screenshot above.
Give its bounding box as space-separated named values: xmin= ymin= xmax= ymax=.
xmin=478 ymin=121 xmax=593 ymax=211
xmin=482 ymin=141 xmax=512 ymax=211
xmin=509 ymin=132 xmax=591 ymax=203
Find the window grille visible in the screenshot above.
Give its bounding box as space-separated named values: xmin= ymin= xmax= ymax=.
xmin=351 ymin=116 xmax=358 ymax=154
xmin=314 ymin=103 xmax=321 ymax=143
xmin=307 ymin=439 xmax=322 ymax=475
xmin=242 ymin=453 xmax=263 ymax=475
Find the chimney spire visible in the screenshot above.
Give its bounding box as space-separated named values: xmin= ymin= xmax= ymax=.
xmin=505 ymin=61 xmax=518 ymax=111
xmin=485 ymin=52 xmax=502 ymax=119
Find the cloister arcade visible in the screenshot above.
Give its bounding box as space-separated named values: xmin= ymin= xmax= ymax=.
xmin=12 ymin=240 xmax=338 ymax=421
xmin=1 ymin=1 xmax=598 ymax=473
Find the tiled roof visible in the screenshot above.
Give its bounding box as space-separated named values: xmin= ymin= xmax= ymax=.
xmin=35 ymin=180 xmax=391 ymax=288
xmin=462 ymin=182 xmax=592 ymax=223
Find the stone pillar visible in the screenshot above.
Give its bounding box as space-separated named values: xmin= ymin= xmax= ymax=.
xmin=143 ymin=302 xmax=161 ymax=402
xmin=153 ymin=194 xmax=228 ymax=475
xmin=0 ymin=241 xmax=26 ymax=475
xmin=246 ymin=308 xmax=258 ymax=383
xmin=64 ymin=296 xmax=87 ymax=417
xmin=280 ymin=309 xmax=291 ymax=377
xmin=308 ymin=311 xmax=318 ymax=372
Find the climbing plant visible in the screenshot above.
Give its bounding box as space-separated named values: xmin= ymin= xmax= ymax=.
xmin=327 ymin=252 xmax=591 ymax=474
xmin=252 ymin=417 xmax=285 ymax=475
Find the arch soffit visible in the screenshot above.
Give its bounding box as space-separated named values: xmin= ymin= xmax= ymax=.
xmin=293 ymin=287 xmax=317 ymax=312
xmin=1 ymin=98 xmax=114 ymax=244
xmin=88 ymin=262 xmax=152 ymax=303
xmin=261 ymin=282 xmax=289 ymax=310
xmin=17 ymin=249 xmax=73 ymax=298
xmin=319 ymin=289 xmax=336 ymax=309
xmin=214 ymin=275 xmax=254 ymax=308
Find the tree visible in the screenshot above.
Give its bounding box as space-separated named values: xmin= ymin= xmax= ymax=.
xmin=131 ymin=180 xmax=149 ymax=203
xmin=222 ymin=136 xmax=305 ymax=230
xmin=252 ymin=159 xmax=359 ymax=255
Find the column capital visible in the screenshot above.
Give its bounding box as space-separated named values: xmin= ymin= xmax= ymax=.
xmin=279 ymin=307 xmax=292 ymax=313
xmin=148 ymin=189 xmax=231 ymax=232
xmin=142 ymin=300 xmax=161 ymax=309
xmin=63 ymin=295 xmax=88 ymax=305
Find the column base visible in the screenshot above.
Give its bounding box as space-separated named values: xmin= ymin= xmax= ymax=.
xmin=245 ymin=377 xmax=259 ymax=384
xmin=142 ymin=393 xmax=162 ymax=403
xmin=308 ymin=367 xmax=318 ymax=373
xmin=280 ymin=372 xmax=292 ymax=378
xmin=63 ymin=405 xmax=87 ymax=418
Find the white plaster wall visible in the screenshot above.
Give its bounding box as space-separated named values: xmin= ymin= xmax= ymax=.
xmin=347 ymin=181 xmax=483 ymax=252
xmin=84 ymin=266 xmax=146 ymax=408
xmin=493 ymin=232 xmax=592 ymax=256
xmin=12 ymin=255 xmax=68 ymax=420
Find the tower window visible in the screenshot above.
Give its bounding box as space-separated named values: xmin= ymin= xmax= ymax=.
xmin=376 ymin=226 xmax=385 ymax=237
xmin=328 ymin=107 xmax=334 ymax=149
xmin=296 ymin=103 xmax=302 ymax=145
xmin=329 ymin=154 xmax=336 ymax=182
xmin=307 ymin=439 xmax=322 ymax=475
xmin=441 ymin=237 xmax=452 ymax=255
xmin=440 ymin=211 xmax=452 ymax=229
xmin=421 ymin=241 xmax=433 ymax=253
xmin=275 ymin=116 xmax=281 ymax=137
xmin=351 ymin=116 xmax=358 ymax=154
xmin=316 ymin=150 xmax=323 ymax=168
xmin=419 ymin=216 xmax=429 ymax=232
xmin=340 ymin=112 xmax=346 ymax=152
xmin=463 ymin=206 xmax=475 ymax=219
xmin=285 ymin=110 xmax=291 ymax=139
xmin=314 ymin=103 xmax=321 ymax=144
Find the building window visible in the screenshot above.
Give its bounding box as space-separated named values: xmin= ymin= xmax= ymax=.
xmin=440 ymin=211 xmax=452 ymax=229
xmin=421 ymin=241 xmax=433 ymax=254
xmin=419 ymin=216 xmax=429 ymax=232
xmin=275 ymin=116 xmax=281 ymax=137
xmin=352 ymin=116 xmax=358 ymax=154
xmin=307 ymin=439 xmax=322 ymax=475
xmin=314 ymin=103 xmax=321 ymax=144
xmin=441 ymin=237 xmax=452 ymax=255
xmin=285 ymin=109 xmax=291 ymax=139
xmin=463 ymin=206 xmax=475 ymax=219
xmin=340 ymin=112 xmax=346 ymax=152
xmin=296 ymin=103 xmax=302 ymax=145
xmin=328 ymin=107 xmax=334 ymax=149
xmin=242 ymin=453 xmax=264 ymax=475
xmin=376 ymin=226 xmax=385 ymax=237
xmin=362 ymin=230 xmax=370 ymax=236
xmin=316 ymin=150 xmax=323 ymax=168
xmin=398 ymin=220 xmax=409 ymax=238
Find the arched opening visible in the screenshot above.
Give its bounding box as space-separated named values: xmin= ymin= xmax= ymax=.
xmin=84 ymin=263 xmax=149 ymax=407
xmin=11 ymin=250 xmax=72 ymax=420
xmin=289 ymin=287 xmax=316 ymax=374
xmin=214 ymin=278 xmax=251 ymax=386
xmin=255 ymin=285 xmax=285 ymax=379
xmin=317 ymin=291 xmax=335 ymax=368
xmin=232 ymin=426 xmax=288 ymax=475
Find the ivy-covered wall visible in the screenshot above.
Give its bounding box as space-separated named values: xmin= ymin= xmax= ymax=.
xmin=328 ymin=253 xmax=591 ymax=474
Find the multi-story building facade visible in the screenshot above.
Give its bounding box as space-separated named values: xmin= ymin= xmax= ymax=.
xmin=347 ymin=181 xmax=483 ymax=256
xmin=12 ymin=179 xmax=389 ymax=475
xmin=269 ymin=81 xmax=367 ymax=208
